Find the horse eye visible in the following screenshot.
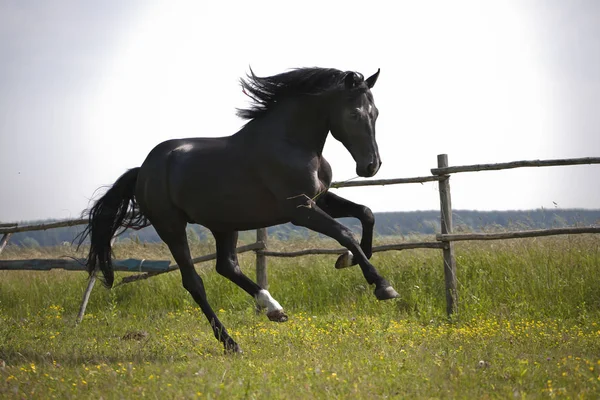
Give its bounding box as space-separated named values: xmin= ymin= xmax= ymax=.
xmin=350 ymin=111 xmax=360 ymax=120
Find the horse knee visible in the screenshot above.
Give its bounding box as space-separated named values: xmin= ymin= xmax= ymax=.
xmin=361 ymin=206 xmax=375 ymax=227
xmin=215 ymin=260 xmax=240 ymax=278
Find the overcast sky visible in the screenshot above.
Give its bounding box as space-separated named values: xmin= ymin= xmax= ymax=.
xmin=1 ymin=0 xmax=599 ymax=222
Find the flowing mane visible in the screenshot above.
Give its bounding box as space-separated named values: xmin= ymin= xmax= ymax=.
xmin=237 ymin=67 xmax=364 ymax=120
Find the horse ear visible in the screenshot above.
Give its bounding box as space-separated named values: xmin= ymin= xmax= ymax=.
xmin=344 ymin=72 xmax=359 ymax=89
xmin=366 ymin=68 xmax=380 ymax=89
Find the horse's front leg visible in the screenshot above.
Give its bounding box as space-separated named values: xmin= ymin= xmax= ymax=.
xmin=316 ymin=191 xmax=374 ymax=269
xmin=289 ymin=196 xmax=399 ymax=300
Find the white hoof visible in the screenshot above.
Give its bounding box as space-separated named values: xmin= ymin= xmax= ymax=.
xmin=255 ymin=289 xmax=283 ymax=314
xmin=335 ymin=251 xmax=354 ymax=269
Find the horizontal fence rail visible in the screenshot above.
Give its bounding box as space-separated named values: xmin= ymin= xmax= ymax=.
xmin=259 ymin=241 xmax=445 ymax=258
xmin=431 ymin=156 xmax=600 ymax=175
xmin=118 ymin=241 xmax=265 ymax=285
xmin=0 ymin=218 xmax=87 ymax=235
xmin=1 ymin=153 xmax=598 ymax=320
xmin=331 ymin=175 xmax=443 ymax=188
xmin=437 ymin=226 xmax=600 ymax=242
xmin=0 ymin=258 xmax=171 ymax=272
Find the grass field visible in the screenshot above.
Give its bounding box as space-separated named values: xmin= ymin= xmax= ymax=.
xmin=1 ymin=235 xmax=600 ymax=399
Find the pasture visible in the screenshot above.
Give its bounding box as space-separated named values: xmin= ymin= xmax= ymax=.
xmin=1 ymin=235 xmax=600 ymax=398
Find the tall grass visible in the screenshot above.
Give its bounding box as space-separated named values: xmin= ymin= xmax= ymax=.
xmin=2 ymin=235 xmax=598 ymax=321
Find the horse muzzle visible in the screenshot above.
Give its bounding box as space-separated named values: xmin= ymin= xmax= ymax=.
xmin=356 ymin=159 xmax=381 ymax=178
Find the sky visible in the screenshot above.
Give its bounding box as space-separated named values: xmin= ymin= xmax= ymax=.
xmin=1 ymin=0 xmax=599 ymax=222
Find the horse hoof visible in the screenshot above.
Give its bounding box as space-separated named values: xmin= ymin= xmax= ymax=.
xmin=335 ymin=251 xmax=353 ymax=269
xmin=224 ymin=341 xmax=243 ymax=354
xmin=374 ymin=286 xmax=400 ymax=301
xmin=267 ymin=309 xmax=288 ymax=322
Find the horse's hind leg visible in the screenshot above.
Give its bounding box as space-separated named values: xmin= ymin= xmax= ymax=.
xmin=212 ymin=230 xmax=288 ymax=322
xmin=316 ymin=192 xmax=374 ymax=269
xmin=154 ymin=221 xmax=241 ymax=353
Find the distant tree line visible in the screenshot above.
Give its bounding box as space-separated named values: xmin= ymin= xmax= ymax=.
xmin=3 ymin=208 xmax=599 ymax=248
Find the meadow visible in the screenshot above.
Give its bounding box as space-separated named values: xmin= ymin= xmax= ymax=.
xmin=1 ymin=234 xmax=600 ymax=399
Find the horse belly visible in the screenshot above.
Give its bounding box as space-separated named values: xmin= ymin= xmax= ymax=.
xmin=186 ymin=186 xmax=288 ymax=231
xmin=171 ymin=161 xmax=288 ymax=230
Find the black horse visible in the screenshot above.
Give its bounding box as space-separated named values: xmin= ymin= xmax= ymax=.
xmin=78 ymin=67 xmax=398 ymax=352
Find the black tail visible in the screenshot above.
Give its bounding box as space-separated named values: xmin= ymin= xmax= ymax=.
xmin=77 ymin=168 xmax=150 ymax=287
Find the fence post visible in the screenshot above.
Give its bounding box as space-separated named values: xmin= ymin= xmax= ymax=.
xmin=256 ymin=228 xmax=268 ymax=289
xmin=0 ymin=233 xmax=12 ymax=255
xmin=76 ymin=273 xmax=96 ymax=324
xmin=76 ymin=236 xmax=116 ymax=324
xmin=437 ymin=154 xmax=458 ymax=317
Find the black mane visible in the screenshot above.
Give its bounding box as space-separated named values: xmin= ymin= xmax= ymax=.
xmin=237 ymin=67 xmax=363 ymax=121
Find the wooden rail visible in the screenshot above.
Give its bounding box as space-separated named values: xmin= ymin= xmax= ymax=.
xmin=118 ymin=241 xmax=265 ymax=285
xmin=331 ymin=175 xmax=442 ymax=188
xmin=0 ymin=258 xmax=171 ymax=272
xmin=437 ymin=226 xmax=600 ymax=242
xmin=431 ymin=156 xmax=600 ymax=175
xmin=0 ymin=218 xmax=87 ymax=234
xmin=259 ymin=241 xmax=444 ymax=258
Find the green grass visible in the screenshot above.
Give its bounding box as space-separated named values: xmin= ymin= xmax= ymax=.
xmin=1 ymin=235 xmax=600 ymax=398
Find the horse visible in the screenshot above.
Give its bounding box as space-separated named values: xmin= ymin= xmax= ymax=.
xmin=78 ymin=67 xmax=399 ymax=353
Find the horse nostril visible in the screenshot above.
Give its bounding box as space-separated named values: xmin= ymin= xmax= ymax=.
xmin=366 ymin=162 xmax=377 ymax=176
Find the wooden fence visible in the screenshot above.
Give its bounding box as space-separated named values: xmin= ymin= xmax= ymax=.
xmin=1 ymin=154 xmax=599 ymax=320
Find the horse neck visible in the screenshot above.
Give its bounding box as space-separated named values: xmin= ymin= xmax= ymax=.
xmin=252 ymin=97 xmax=331 ymax=155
